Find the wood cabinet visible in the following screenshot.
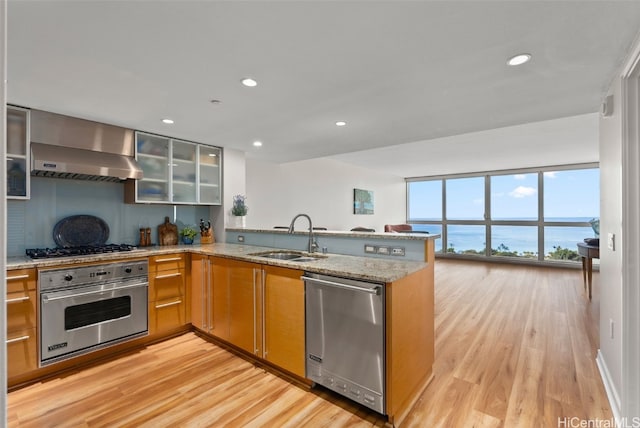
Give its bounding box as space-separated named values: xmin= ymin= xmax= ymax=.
xmin=191 ymin=255 xmax=229 ymax=340
xmin=262 ymin=265 xmax=305 ymax=377
xmin=192 ymin=258 xmax=305 ymax=377
xmin=149 ymin=254 xmax=188 ymax=335
xmin=6 ymin=268 xmax=38 ymax=382
xmin=125 ymin=131 xmax=221 ymax=205
xmin=6 ymin=106 xmax=30 ymax=199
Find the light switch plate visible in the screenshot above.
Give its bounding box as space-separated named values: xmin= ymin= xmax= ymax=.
xmin=607 ymin=233 xmax=615 ymax=251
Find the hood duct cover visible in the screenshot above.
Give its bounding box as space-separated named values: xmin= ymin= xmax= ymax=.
xmin=31 ymin=143 xmax=143 ymax=182
xmin=30 ymin=109 xmax=143 ymax=182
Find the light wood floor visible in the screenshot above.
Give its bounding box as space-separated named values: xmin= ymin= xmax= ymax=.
xmin=7 ymin=260 xmax=610 ymax=427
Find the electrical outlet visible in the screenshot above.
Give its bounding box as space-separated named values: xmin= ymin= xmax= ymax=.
xmin=608 ymin=233 xmax=615 ymax=251
xmin=377 ymin=246 xmax=390 ymax=255
xmin=237 ymin=235 xmax=245 ymax=242
xmin=364 ymin=244 xmax=377 ymax=254
xmin=391 ymin=247 xmax=405 ymax=256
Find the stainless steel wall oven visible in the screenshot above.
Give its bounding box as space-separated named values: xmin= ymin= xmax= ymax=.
xmin=38 ymin=260 xmax=148 ymax=366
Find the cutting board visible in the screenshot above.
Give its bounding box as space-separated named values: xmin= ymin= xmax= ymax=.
xmin=158 ymin=216 xmax=178 ymax=246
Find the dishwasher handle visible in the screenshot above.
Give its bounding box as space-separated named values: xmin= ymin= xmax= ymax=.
xmin=301 ymin=276 xmax=381 ymax=295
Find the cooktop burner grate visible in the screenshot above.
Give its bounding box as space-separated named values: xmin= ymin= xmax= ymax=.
xmin=26 ymin=244 xmax=136 ymax=259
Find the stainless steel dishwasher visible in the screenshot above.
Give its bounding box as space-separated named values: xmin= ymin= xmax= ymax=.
xmin=303 ymin=272 xmax=385 ymax=414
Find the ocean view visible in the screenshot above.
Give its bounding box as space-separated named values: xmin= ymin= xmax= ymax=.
xmin=412 ymin=217 xmax=598 ymax=257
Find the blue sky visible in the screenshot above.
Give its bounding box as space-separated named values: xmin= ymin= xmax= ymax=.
xmin=408 ymin=168 xmax=599 ymax=220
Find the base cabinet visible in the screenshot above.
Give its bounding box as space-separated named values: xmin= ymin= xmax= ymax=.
xmin=262 ymin=266 xmax=305 ymax=377
xmin=149 ymin=254 xmax=188 ymax=335
xmin=6 ymin=268 xmax=38 ymax=383
xmin=191 ymin=255 xmax=229 ymax=340
xmin=191 ymin=258 xmax=305 ymax=378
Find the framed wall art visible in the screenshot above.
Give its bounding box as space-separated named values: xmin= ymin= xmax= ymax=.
xmin=353 ymin=188 xmax=374 ymax=214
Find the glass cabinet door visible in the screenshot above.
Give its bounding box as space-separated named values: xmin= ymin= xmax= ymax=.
xmin=132 ymin=131 xmax=222 ymax=205
xmin=6 ymin=107 xmax=29 ymax=199
xmin=172 ymin=140 xmax=197 ymax=204
xmin=136 ymin=133 xmax=170 ymax=202
xmin=199 ymin=145 xmax=221 ymax=204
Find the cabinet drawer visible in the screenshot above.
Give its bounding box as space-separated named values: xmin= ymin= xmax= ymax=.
xmin=150 ymin=254 xmax=186 ymax=273
xmin=149 ymin=298 xmax=187 ymax=334
xmin=150 ymin=270 xmax=185 ymax=301
xmin=7 ymin=288 xmax=36 ymax=333
xmin=7 ymin=328 xmax=37 ymax=379
xmin=6 ymin=268 xmax=36 ymax=293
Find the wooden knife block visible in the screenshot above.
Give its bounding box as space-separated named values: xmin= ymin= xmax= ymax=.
xmin=200 ymin=229 xmax=214 ymax=244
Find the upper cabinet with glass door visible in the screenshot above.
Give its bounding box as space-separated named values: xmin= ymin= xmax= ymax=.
xmin=126 ymin=131 xmax=221 ymax=205
xmin=198 ymin=145 xmax=221 ymax=204
xmin=6 ymin=106 xmax=30 ymax=199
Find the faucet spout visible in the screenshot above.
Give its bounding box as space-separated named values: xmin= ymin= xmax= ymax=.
xmin=288 ymin=213 xmax=318 ymax=253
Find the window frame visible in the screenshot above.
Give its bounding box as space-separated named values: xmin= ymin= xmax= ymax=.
xmin=406 ymin=162 xmax=599 ymax=264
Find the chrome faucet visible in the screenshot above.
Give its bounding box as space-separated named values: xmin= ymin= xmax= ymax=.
xmin=288 ymin=213 xmax=319 ymax=253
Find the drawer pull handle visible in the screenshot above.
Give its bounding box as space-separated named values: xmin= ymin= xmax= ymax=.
xmin=7 ymin=335 xmax=30 ymax=344
xmin=6 ymin=296 xmax=30 ymax=303
xmin=155 ymin=272 xmax=182 ymax=280
xmin=155 ymin=257 xmax=182 ymax=263
xmin=7 ymin=274 xmax=29 ymax=280
xmin=155 ymin=300 xmax=182 ymax=309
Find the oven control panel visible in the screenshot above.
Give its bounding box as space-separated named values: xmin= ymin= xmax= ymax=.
xmin=39 ymin=260 xmax=148 ymax=291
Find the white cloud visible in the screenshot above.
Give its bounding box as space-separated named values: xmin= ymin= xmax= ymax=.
xmin=543 ymin=171 xmax=557 ymax=179
xmin=514 ymin=174 xmax=526 ymax=180
xmin=509 ymin=186 xmax=537 ymax=198
xmin=473 ymin=198 xmax=484 ymax=205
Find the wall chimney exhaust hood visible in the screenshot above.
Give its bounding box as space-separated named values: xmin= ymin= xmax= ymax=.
xmin=30 ymin=110 xmax=143 ymax=182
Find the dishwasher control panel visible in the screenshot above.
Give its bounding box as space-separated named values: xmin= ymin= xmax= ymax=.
xmin=307 ymin=360 xmax=384 ymax=414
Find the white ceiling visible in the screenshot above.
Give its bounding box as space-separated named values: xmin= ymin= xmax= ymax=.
xmin=7 ymin=1 xmax=640 ymax=175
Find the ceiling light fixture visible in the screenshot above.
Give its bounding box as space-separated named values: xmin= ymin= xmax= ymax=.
xmin=336 ymin=121 xmax=347 ymax=127
xmin=162 ymin=118 xmax=174 ymax=124
xmin=507 ymin=53 xmax=531 ymax=66
xmin=241 ymin=78 xmax=258 ymax=87
xmin=253 ymin=141 xmax=263 ymax=147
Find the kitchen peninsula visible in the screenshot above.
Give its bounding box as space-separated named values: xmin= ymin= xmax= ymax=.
xmin=6 ymin=232 xmax=438 ymax=427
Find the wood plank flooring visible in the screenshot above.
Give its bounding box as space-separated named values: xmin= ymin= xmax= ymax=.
xmin=7 ymin=260 xmax=610 ymax=427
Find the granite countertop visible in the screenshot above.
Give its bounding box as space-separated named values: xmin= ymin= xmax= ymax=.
xmin=7 ymin=243 xmax=428 ymax=283
xmin=226 ymin=228 xmax=440 ymax=241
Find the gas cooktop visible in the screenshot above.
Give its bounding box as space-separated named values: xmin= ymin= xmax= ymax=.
xmin=25 ymin=244 xmax=137 ymax=259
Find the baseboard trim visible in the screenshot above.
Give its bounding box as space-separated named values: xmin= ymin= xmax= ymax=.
xmin=596 ymin=349 xmax=622 ymax=420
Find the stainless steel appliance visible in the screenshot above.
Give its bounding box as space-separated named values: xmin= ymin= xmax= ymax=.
xmin=38 ymin=260 xmax=149 ymax=366
xmin=304 ymin=272 xmax=386 ymax=414
xmin=30 ymin=109 xmax=142 ymax=181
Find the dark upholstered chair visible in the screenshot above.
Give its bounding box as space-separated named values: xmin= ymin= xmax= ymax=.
xmin=351 ymin=227 xmax=375 ymax=232
xmin=384 ymin=224 xmax=413 ymax=233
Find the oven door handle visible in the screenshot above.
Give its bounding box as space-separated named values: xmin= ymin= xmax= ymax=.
xmin=41 ymin=282 xmax=148 ymax=302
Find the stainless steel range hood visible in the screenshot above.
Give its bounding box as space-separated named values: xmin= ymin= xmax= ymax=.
xmin=30 ymin=110 xmax=143 ymax=182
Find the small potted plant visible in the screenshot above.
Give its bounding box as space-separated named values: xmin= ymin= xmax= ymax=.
xmin=231 ymin=194 xmax=248 ymax=227
xmin=180 ymin=226 xmax=198 ymax=245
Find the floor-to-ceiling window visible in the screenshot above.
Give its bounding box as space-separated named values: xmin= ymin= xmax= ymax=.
xmin=407 ymin=163 xmax=599 ymax=264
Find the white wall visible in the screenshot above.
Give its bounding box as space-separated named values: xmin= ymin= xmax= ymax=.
xmin=246 ymin=157 xmax=406 ymax=232
xmin=598 ymin=78 xmax=624 ymax=413
xmin=212 ymin=147 xmax=246 ymax=243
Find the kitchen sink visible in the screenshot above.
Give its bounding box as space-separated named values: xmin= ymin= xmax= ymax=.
xmin=249 ymin=251 xmax=325 ymax=262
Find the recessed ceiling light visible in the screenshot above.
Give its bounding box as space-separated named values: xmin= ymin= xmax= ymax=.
xmin=242 ymin=78 xmax=258 ymax=87
xmin=253 ymin=141 xmax=263 ymax=147
xmin=507 ymin=53 xmax=531 ymax=66
xmin=208 ymin=153 xmax=217 ymax=157
xmin=162 ymin=118 xmax=174 ymax=124
xmin=335 ymin=121 xmax=347 ymax=127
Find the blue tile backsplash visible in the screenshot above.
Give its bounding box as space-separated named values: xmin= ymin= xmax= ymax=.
xmin=7 ymin=177 xmax=210 ymax=257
